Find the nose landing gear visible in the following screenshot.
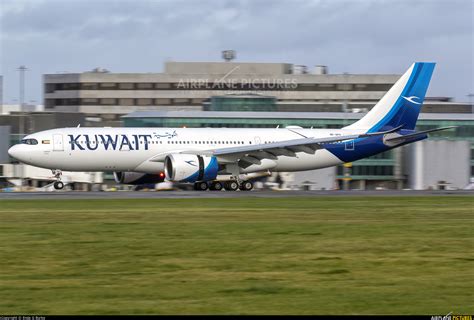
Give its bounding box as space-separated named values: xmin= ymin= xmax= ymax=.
xmin=52 ymin=170 xmax=64 ymax=190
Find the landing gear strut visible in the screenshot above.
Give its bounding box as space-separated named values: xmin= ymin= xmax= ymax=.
xmin=52 ymin=169 xmax=64 ymax=190
xmin=224 ymin=164 xmax=247 ymax=192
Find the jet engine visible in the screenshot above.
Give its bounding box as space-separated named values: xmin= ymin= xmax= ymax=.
xmin=113 ymin=171 xmax=165 ymax=185
xmin=164 ymin=154 xmax=219 ymax=182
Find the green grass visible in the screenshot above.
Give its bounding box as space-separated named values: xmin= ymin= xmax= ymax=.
xmin=0 ymin=196 xmax=472 ymax=314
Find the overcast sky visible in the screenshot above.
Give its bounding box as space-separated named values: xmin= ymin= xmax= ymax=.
xmin=0 ymin=0 xmax=473 ymax=104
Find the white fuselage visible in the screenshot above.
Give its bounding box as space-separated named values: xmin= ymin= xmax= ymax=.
xmin=9 ymin=127 xmax=364 ymax=174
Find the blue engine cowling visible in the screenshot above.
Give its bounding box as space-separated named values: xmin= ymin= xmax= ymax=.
xmin=164 ymin=154 xmax=219 ymax=182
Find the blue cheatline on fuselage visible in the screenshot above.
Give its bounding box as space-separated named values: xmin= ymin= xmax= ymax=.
xmin=322 ymin=131 xmax=426 ymax=163
xmin=323 ymin=62 xmax=435 ymax=163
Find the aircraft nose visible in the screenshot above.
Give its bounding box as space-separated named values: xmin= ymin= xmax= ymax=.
xmin=8 ymin=145 xmax=20 ymax=159
xmin=8 ymin=144 xmax=37 ymax=165
xmin=8 ymin=144 xmax=29 ymax=162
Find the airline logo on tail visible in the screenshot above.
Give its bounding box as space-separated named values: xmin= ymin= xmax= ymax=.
xmin=402 ymin=95 xmax=422 ymax=105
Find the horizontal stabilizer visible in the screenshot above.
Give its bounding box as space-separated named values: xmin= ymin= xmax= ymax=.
xmin=385 ymin=126 xmax=457 ymax=144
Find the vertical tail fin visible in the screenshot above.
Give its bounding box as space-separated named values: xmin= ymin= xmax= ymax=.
xmin=345 ymin=62 xmax=435 ymax=132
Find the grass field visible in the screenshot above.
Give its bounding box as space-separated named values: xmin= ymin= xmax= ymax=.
xmin=0 ymin=196 xmax=472 ymax=315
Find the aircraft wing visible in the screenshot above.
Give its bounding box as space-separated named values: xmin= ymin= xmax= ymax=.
xmin=182 ymin=125 xmax=403 ymax=167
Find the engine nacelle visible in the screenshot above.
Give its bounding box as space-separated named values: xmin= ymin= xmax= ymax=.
xmin=113 ymin=171 xmax=165 ymax=185
xmin=164 ymin=154 xmax=219 ymax=182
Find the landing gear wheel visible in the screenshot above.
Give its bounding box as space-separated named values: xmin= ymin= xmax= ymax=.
xmin=209 ymin=181 xmax=223 ymax=191
xmin=194 ymin=181 xmax=209 ymax=191
xmin=239 ymin=181 xmax=253 ymax=191
xmin=53 ymin=181 xmax=64 ymax=190
xmin=52 ymin=169 xmax=64 ymax=190
xmin=224 ymin=181 xmax=239 ymax=191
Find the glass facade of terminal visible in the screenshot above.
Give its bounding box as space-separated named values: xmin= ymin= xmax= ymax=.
xmin=205 ymin=95 xmax=277 ymax=112
xmin=124 ymin=116 xmax=351 ymax=128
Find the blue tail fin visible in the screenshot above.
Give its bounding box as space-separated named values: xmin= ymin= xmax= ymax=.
xmin=346 ymin=62 xmax=435 ymax=132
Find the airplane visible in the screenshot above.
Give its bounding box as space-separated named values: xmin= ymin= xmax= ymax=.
xmin=8 ymin=62 xmax=455 ymax=191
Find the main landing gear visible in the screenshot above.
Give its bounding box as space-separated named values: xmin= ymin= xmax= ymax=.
xmin=193 ymin=180 xmax=253 ymax=191
xmin=194 ymin=181 xmax=209 ymax=191
xmin=239 ymin=180 xmax=254 ymax=191
xmin=209 ymin=181 xmax=223 ymax=191
xmin=52 ymin=169 xmax=64 ymax=190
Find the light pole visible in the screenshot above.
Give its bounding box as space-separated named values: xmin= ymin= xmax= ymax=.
xmin=17 ymin=65 xmax=28 ymax=191
xmin=18 ymin=65 xmax=28 ymax=136
xmin=342 ymin=72 xmax=351 ymax=191
xmin=468 ymin=93 xmax=474 ymax=114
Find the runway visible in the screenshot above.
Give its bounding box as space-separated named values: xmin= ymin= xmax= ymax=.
xmin=0 ymin=189 xmax=472 ymax=200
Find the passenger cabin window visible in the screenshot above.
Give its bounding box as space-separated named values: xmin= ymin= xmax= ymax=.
xmin=21 ymin=139 xmax=38 ymax=145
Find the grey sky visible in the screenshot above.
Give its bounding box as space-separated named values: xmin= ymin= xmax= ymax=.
xmin=0 ymin=0 xmax=473 ymax=104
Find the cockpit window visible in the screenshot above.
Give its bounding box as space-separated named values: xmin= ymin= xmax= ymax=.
xmin=21 ymin=139 xmax=38 ymax=145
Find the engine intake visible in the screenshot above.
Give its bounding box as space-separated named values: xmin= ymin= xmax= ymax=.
xmin=164 ymin=154 xmax=219 ymax=182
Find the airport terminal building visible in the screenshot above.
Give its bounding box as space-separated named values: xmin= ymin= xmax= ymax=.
xmin=43 ymin=61 xmax=471 ymax=118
